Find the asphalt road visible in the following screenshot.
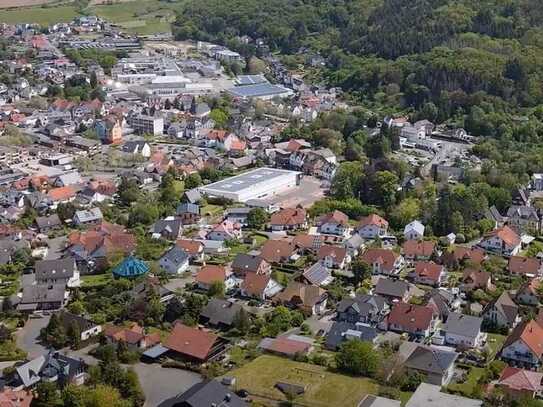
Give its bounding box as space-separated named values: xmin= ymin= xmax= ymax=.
xmin=15 ymin=315 xmax=50 ymax=359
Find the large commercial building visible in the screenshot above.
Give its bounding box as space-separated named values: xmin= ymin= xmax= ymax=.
xmin=199 ymin=168 xmax=301 ymax=203
xmin=127 ymin=114 xmax=164 ymax=136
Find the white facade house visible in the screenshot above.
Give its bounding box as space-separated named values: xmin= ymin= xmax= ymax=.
xmin=443 ymin=313 xmax=485 ymax=348
xmin=199 ymin=168 xmax=301 ymax=203
xmin=159 ymin=246 xmax=190 ymax=274
xmin=478 ymin=226 xmax=521 ymax=257
xmin=404 ymin=220 xmax=425 ymax=240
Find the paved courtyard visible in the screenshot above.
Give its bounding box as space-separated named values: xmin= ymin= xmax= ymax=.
xmin=264 ymin=176 xmax=325 ymax=209
xmin=132 ymin=363 xmax=202 ymax=407
xmin=15 ymin=314 xmax=50 ymax=359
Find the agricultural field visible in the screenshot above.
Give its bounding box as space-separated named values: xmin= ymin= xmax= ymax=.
xmin=0 ymin=4 xmax=79 ymax=25
xmin=228 ymin=355 xmax=383 ymax=407
xmin=0 ymin=0 xmax=57 ymax=8
xmin=87 ymin=0 xmax=185 ymax=34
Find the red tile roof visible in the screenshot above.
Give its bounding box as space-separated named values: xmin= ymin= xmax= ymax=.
xmin=260 ymin=240 xmax=296 ymax=263
xmin=270 ymin=208 xmax=307 ymax=227
xmin=358 ymin=214 xmax=388 ymax=228
xmin=498 ymin=366 xmax=543 ymax=392
xmin=318 ymin=210 xmax=349 ymax=226
xmin=262 ymin=337 xmax=312 ymax=356
xmin=176 ymin=239 xmax=204 ymax=254
xmin=485 ymin=226 xmax=521 ymax=247
xmin=0 ymin=388 xmax=33 ymax=407
xmin=503 ymin=320 xmax=543 ymax=358
xmin=508 ymin=256 xmax=541 ymax=276
xmin=164 ymin=323 xmax=219 ymax=361
xmin=196 ymin=265 xmax=226 ymax=285
xmin=361 ymin=248 xmax=399 ymax=273
xmin=317 ymin=245 xmax=347 ymax=262
xmin=241 ymin=272 xmax=271 ymax=297
xmin=413 ymin=261 xmax=443 ymax=283
xmin=403 ymin=240 xmax=435 ymax=257
xmin=387 ymin=302 xmax=435 ymax=332
xmin=47 ymin=186 xmax=76 ymax=201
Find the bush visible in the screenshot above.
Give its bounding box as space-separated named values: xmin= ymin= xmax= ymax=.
xmin=378 ymin=386 xmax=401 ymax=400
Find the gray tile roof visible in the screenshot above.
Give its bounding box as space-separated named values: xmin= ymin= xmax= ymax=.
xmin=200 ymin=298 xmax=243 ymax=327
xmin=35 ymin=258 xmax=76 ymax=281
xmin=444 ymin=312 xmax=482 ymax=338
xmin=158 ymin=379 xmax=247 ymax=407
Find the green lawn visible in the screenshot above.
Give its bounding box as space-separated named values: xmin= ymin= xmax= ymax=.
xmin=88 ymin=0 xmax=184 ymax=34
xmin=0 ymin=340 xmax=26 ymax=362
xmin=200 ymin=204 xmax=224 ymax=216
xmin=447 ymin=367 xmax=485 ymax=397
xmin=0 ymin=5 xmax=79 ymax=25
xmin=486 ymin=333 xmax=506 ymax=359
xmin=81 ymin=273 xmax=113 ymax=288
xmin=228 ymin=355 xmax=381 ymax=407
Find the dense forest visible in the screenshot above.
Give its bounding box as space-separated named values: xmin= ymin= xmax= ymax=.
xmin=174 ymin=0 xmax=543 ymax=143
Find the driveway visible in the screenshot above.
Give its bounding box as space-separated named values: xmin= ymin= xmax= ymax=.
xmin=131 ymin=363 xmax=202 ymax=407
xmin=163 ymin=273 xmax=195 ymax=292
xmin=15 ymin=315 xmax=50 ymax=359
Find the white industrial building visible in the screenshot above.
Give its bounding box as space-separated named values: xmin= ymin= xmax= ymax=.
xmin=199 ymin=168 xmax=301 ymax=203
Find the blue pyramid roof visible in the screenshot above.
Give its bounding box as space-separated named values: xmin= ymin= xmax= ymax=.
xmin=112 ymin=256 xmax=149 ymax=278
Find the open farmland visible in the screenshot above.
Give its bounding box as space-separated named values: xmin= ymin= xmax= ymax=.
xmin=0 ymin=4 xmax=78 ymax=24
xmin=0 ymin=0 xmax=57 ymax=8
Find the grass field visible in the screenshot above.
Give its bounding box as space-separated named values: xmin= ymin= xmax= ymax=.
xmin=88 ymin=0 xmax=183 ymax=34
xmin=0 ymin=0 xmax=57 ymax=8
xmin=81 ymin=273 xmax=113 ymax=288
xmin=228 ymin=355 xmax=381 ymax=407
xmin=0 ymin=4 xmax=79 ymax=25
xmin=447 ymin=367 xmax=485 ymax=397
xmin=486 ymin=333 xmax=506 ymax=359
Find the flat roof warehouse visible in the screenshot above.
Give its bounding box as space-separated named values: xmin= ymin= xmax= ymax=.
xmin=199 ymin=168 xmax=301 ymax=203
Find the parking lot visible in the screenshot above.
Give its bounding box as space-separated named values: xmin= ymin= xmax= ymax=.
xmin=264 ymin=176 xmax=325 ymax=209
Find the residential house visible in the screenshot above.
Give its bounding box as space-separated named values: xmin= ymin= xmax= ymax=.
xmin=507 ymin=205 xmax=540 ymax=235
xmin=269 ymin=207 xmax=307 ymax=231
xmin=274 ymin=281 xmax=327 ymax=316
xmin=426 ymin=288 xmax=460 ymax=322
xmin=356 ymin=214 xmax=388 ymax=239
xmin=478 ymin=226 xmax=521 ymax=257
xmin=292 ymin=233 xmax=323 ymax=254
xmin=516 ymin=278 xmax=541 ymax=306
xmin=441 ymin=246 xmax=486 ymax=269
xmin=104 ymin=323 xmax=160 ymax=351
xmin=159 ymin=246 xmax=189 ymax=274
xmin=317 ymin=210 xmax=350 ymax=237
xmin=163 ymin=322 xmax=228 ymax=363
xmin=497 ymin=366 xmax=543 ymax=400
xmin=94 ymin=116 xmax=123 ymax=144
xmin=324 ymin=322 xmax=378 ymax=351
xmin=299 ymin=261 xmax=333 ymax=286
xmin=385 ymin=302 xmax=437 ymax=338
xmin=175 ymin=203 xmax=201 ymax=225
xmin=57 ymin=311 xmax=101 ymax=341
xmin=13 ymin=351 xmax=86 ymax=389
xmin=443 ymin=312 xmax=485 ymax=348
xmin=207 ymin=220 xmax=242 ymax=241
xmin=399 ymin=343 xmax=458 ymax=386
xmin=374 ymin=278 xmax=411 ymax=303
xmin=406 ymin=383 xmax=482 ymax=407
xmin=66 ymin=222 xmax=137 ymax=272
xmin=52 ymin=172 xmax=82 ymax=188
xmin=461 ymin=269 xmax=493 ymax=292
xmin=361 ymin=248 xmax=404 ymax=275
xmin=508 ymin=256 xmax=542 ymax=277
xmin=18 ymin=284 xmax=66 ymax=312
xmin=159 ymin=379 xmax=247 ymax=407
xmin=482 ymin=291 xmax=521 ymax=329
xmin=151 ymin=217 xmax=184 ymax=240
xmin=176 ymin=239 xmax=205 ymax=263
xmin=336 ymin=294 xmax=388 ymax=325
xmin=232 ymin=254 xmax=271 ymax=276
xmin=501 ymin=320 xmax=543 ymax=370
xmin=409 ymin=261 xmax=446 ymax=287
xmin=258 ymin=335 xmax=314 ymax=358
xmin=200 ymin=298 xmax=243 ymax=329
xmin=196 ymin=265 xmax=235 ymax=291
xmin=259 ymin=240 xmax=297 ymax=264
xmin=35 ymin=214 xmax=62 ymax=233
xmin=402 ymin=240 xmax=436 ymax=264
xmin=122 ymin=140 xmax=152 ymax=158
xmin=241 ymin=272 xmax=282 ymax=300
xmin=344 ymin=234 xmax=365 ymax=257
xmin=224 ymin=207 xmax=252 ymax=226
xmin=318 ymin=245 xmax=350 ymax=269
xmin=404 ymin=220 xmax=425 ymax=240
xmin=73 ymin=207 xmax=103 ymax=227
xmin=47 ymin=186 xmax=77 ymax=206
xmin=35 ymin=258 xmax=79 ymax=287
